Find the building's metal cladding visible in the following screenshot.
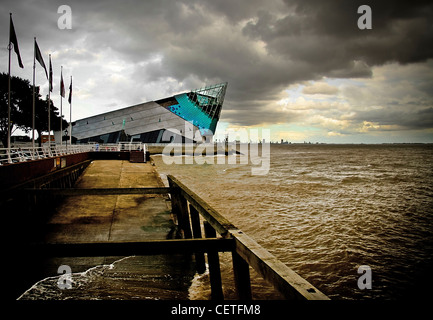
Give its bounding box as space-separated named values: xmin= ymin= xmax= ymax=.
xmin=68 ymin=82 xmax=227 ymax=144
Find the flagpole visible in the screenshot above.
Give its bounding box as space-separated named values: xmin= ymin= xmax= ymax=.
xmin=60 ymin=66 xmax=63 ymax=147
xmin=8 ymin=13 xmax=24 ymax=161
xmin=32 ymin=37 xmax=36 ymax=154
xmin=7 ymin=13 xmax=12 ymax=163
xmin=69 ymin=76 xmax=72 ymax=146
xmin=47 ymin=54 xmax=51 ymax=149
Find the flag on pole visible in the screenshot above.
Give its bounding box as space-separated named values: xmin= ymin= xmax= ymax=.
xmin=35 ymin=39 xmax=48 ymax=79
xmin=9 ymin=14 xmax=24 ymax=68
xmin=60 ymin=69 xmax=65 ymax=97
xmin=68 ymin=76 xmax=72 ymax=146
xmin=49 ymin=55 xmax=53 ymax=92
xmin=68 ymin=76 xmax=72 ymax=104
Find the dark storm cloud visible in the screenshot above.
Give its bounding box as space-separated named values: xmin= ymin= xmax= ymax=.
xmin=350 ymin=106 xmax=433 ymax=130
xmin=243 ymin=0 xmax=433 ymax=65
xmin=1 ymin=0 xmax=432 ymax=132
xmin=220 ymin=99 xmax=304 ymax=127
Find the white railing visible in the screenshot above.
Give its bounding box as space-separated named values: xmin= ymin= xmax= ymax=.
xmin=0 ymin=142 xmax=147 ymax=165
xmin=0 ymin=145 xmax=94 ymax=165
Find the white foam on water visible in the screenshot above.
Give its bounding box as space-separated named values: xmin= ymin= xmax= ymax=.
xmin=17 ymin=256 xmax=135 ymax=300
xmin=187 ymin=264 xmax=211 ymax=300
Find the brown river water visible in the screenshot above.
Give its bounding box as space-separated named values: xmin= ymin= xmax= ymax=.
xmin=154 ymin=144 xmax=433 ymax=300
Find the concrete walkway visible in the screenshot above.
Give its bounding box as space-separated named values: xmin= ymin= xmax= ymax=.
xmin=44 ymin=160 xmax=173 ymax=243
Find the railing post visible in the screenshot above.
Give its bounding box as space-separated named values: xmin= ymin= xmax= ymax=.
xmin=232 ymin=251 xmax=252 ymax=300
xmin=204 ymin=221 xmax=224 ymax=300
xmin=168 ymin=178 xmax=192 ymax=239
xmin=189 ymin=204 xmax=206 ymax=274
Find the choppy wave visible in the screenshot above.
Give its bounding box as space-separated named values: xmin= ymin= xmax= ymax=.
xmin=188 ymin=266 xmax=211 ymax=300
xmin=18 ymin=256 xmax=134 ymax=300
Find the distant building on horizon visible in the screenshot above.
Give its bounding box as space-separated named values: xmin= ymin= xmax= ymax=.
xmin=55 ymin=82 xmax=227 ymax=144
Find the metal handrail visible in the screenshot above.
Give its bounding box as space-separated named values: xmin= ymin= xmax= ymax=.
xmin=0 ymin=145 xmax=93 ymax=165
xmin=0 ymin=142 xmax=148 ymax=165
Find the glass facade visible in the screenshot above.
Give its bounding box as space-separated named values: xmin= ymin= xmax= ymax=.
xmin=169 ymin=82 xmax=227 ymax=134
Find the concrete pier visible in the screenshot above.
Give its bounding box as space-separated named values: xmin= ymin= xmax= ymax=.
xmin=18 ymin=160 xmax=196 ymax=300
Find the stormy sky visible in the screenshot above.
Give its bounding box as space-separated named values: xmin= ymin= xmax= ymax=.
xmin=1 ymin=0 xmax=432 ymax=143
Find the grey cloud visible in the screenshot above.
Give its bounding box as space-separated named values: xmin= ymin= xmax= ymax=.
xmin=302 ymin=82 xmax=339 ymax=95
xmin=221 ymin=101 xmax=303 ymax=127
xmin=244 ymin=1 xmax=433 ymax=65
xmin=1 ymin=0 xmax=432 ymax=131
xmin=328 ymin=60 xmax=373 ymax=78
xmin=349 ymin=106 xmax=433 ymax=130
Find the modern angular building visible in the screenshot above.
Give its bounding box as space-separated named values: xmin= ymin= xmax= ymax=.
xmin=67 ymin=82 xmax=227 ymax=144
